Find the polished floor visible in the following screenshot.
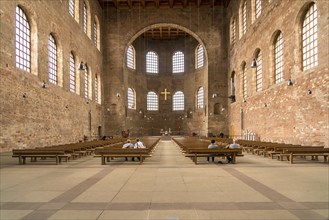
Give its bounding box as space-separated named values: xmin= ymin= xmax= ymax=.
xmin=0 ymin=139 xmax=328 ymax=220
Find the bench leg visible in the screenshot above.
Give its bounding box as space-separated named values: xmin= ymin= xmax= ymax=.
xmin=232 ymin=154 xmax=236 ymax=164
xmin=290 ymin=154 xmax=293 ymax=164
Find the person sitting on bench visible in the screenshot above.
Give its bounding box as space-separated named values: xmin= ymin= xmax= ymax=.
xmin=122 ymin=139 xmax=134 ymax=161
xmin=132 ymin=139 xmax=146 ymax=161
xmin=207 ymin=139 xmax=218 ymax=162
xmin=226 ymin=139 xmax=240 ymax=163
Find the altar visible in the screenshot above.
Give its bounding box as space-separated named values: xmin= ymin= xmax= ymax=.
xmin=160 ymin=128 xmax=171 ymax=136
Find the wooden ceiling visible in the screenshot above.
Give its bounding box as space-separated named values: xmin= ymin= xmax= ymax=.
xmin=99 ymin=0 xmax=230 ymax=9
xmin=142 ymin=27 xmax=188 ymax=40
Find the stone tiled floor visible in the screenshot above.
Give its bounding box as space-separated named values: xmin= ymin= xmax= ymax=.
xmin=0 ymin=139 xmax=328 ymax=220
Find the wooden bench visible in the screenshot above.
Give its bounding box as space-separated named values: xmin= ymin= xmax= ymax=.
xmin=172 ymin=137 xmax=243 ymax=164
xmin=12 ymin=149 xmax=71 ymax=165
xmin=94 ymin=137 xmax=160 ymax=165
xmin=95 ymin=148 xmax=153 ymax=165
xmin=186 ymin=148 xmax=243 ymax=164
xmin=277 ymin=147 xmax=329 ymax=164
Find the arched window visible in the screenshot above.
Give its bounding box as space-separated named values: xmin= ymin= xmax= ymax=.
xmin=83 ymin=2 xmax=87 ymax=34
xmin=197 ymin=87 xmax=204 ymax=109
xmin=15 ymin=6 xmax=31 ymax=72
xmin=127 ymin=45 xmax=135 ymax=70
xmin=231 ymin=71 xmax=236 ymax=98
xmin=146 ymin=51 xmax=158 ymax=74
xmin=242 ymin=62 xmax=247 ymax=99
xmin=127 ymin=88 xmax=136 ymax=109
xmin=242 ymin=0 xmax=247 ymax=35
xmin=231 ymin=17 xmax=236 ymax=46
xmin=255 ymin=0 xmax=262 ymax=19
xmin=172 ymin=51 xmax=184 ymax=73
xmin=274 ymin=31 xmax=284 ymax=84
xmin=147 ymin=91 xmax=158 ymax=111
xmin=48 ymin=34 xmax=57 ymax=84
xmin=173 ymin=91 xmax=184 ymax=111
xmin=84 ymin=67 xmax=89 ymax=99
xmin=69 ymin=0 xmax=75 ymax=17
xmin=302 ymin=3 xmax=318 ymax=71
xmin=94 ymin=16 xmax=100 ymax=50
xmin=256 ymin=51 xmax=262 ymax=92
xmin=93 ymin=21 xmax=97 ymax=47
xmin=196 ymin=44 xmax=204 ymax=69
xmin=69 ymin=52 xmax=76 ymax=93
xmin=95 ymin=74 xmax=99 ymax=103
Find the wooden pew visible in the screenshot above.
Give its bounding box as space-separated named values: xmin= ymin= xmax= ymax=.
xmin=172 ymin=137 xmax=243 ymax=164
xmin=12 ymin=149 xmax=71 ymax=165
xmin=277 ymin=147 xmax=328 ymax=164
xmin=94 ymin=137 xmax=160 ymax=165
xmin=186 ymin=148 xmax=243 ymax=164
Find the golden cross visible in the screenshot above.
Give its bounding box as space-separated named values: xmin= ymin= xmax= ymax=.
xmin=161 ymin=88 xmax=171 ymax=100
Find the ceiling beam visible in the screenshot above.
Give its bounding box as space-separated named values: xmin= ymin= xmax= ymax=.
xmin=112 ymin=0 xmax=118 ymax=8
xmin=141 ymin=0 xmax=145 ymax=8
xmin=169 ymin=0 xmax=174 ymax=8
xmin=127 ymin=0 xmax=132 ymax=8
xmin=183 ymin=0 xmax=188 ymax=8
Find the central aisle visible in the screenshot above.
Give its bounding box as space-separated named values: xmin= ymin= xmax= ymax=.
xmin=144 ymin=139 xmax=195 ymax=167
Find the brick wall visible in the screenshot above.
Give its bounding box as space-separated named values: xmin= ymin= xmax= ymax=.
xmin=0 ymin=0 xmax=103 ymax=152
xmin=227 ymin=0 xmax=329 ymax=147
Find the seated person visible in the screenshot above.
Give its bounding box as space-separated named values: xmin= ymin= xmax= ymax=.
xmin=226 ymin=139 xmax=241 ymax=163
xmin=134 ymin=138 xmax=146 ymax=149
xmin=207 ymin=139 xmax=218 ymax=162
xmin=122 ymin=139 xmax=134 ymax=149
xmin=122 ymin=140 xmax=134 ymax=161
xmin=132 ymin=138 xmax=146 ymax=161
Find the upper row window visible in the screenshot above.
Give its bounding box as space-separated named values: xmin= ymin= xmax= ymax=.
xmin=15 ymin=6 xmax=31 ymax=72
xmin=127 ymin=44 xmax=204 ymax=73
xmin=146 ymin=51 xmax=158 ymax=74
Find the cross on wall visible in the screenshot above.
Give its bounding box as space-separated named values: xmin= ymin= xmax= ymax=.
xmin=161 ymin=88 xmax=170 ymax=100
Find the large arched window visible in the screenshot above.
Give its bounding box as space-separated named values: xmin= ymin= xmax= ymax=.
xmin=147 ymin=91 xmax=158 ymax=111
xmin=255 ymin=0 xmax=262 ymax=19
xmin=231 ymin=17 xmax=236 ymax=46
xmin=83 ymin=1 xmax=90 ymax=36
xmin=197 ymin=87 xmax=204 ymax=109
xmin=255 ymin=50 xmax=262 ymax=92
xmin=48 ymin=34 xmax=57 ymax=84
xmin=242 ymin=0 xmax=247 ymax=35
xmin=242 ymin=62 xmax=247 ymax=99
xmin=274 ymin=31 xmax=284 ymax=84
xmin=172 ymin=51 xmax=184 ymax=73
xmin=302 ymin=3 xmax=318 ymax=71
xmin=69 ymin=52 xmax=76 ymax=93
xmin=69 ymin=0 xmax=75 ymax=17
xmin=231 ymin=71 xmax=236 ymax=98
xmin=93 ymin=21 xmax=97 ymax=47
xmin=146 ymin=51 xmax=158 ymax=74
xmin=196 ymin=44 xmax=204 ymax=69
xmin=94 ymin=16 xmax=100 ymax=50
xmin=84 ymin=67 xmax=90 ymax=99
xmin=15 ymin=6 xmax=31 ymax=72
xmin=95 ymin=74 xmax=100 ymax=104
xmin=127 ymin=45 xmax=135 ymax=70
xmin=127 ymin=88 xmax=136 ymax=109
xmin=173 ymin=91 xmax=184 ymax=111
